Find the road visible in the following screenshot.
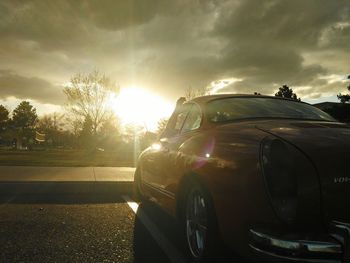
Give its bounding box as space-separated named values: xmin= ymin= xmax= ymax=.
xmin=0 ymin=167 xmax=242 ymax=263
xmin=0 ymin=198 xmax=170 ymax=263
xmin=0 ymin=194 xmax=243 ymax=263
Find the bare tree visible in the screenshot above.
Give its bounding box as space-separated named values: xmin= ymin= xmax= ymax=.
xmin=156 ymin=118 xmax=168 ymax=136
xmin=37 ymin=113 xmax=65 ymax=132
xmin=36 ymin=113 xmax=67 ymax=146
xmin=185 ymin=86 xmax=210 ymax=100
xmin=64 ymin=70 xmax=119 ymax=134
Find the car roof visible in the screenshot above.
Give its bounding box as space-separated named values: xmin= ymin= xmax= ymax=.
xmin=187 ymin=93 xmax=304 ymax=106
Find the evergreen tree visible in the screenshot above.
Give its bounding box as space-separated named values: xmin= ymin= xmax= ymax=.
xmin=275 ymin=85 xmax=300 ymax=101
xmin=79 ymin=115 xmax=94 ymax=149
xmin=12 ymin=101 xmax=38 ymax=130
xmin=12 ymin=101 xmax=38 ymax=149
xmin=0 ymin=105 xmax=9 ymax=131
xmin=337 ymin=75 xmax=350 ymax=103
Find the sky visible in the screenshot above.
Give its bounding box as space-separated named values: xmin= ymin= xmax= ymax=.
xmin=0 ymin=0 xmax=349 ymax=116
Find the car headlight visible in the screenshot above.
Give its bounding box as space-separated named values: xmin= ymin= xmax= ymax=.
xmin=261 ymin=138 xmax=298 ymax=224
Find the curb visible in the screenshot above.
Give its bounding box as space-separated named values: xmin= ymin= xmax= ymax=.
xmin=0 ymin=181 xmax=133 ymax=195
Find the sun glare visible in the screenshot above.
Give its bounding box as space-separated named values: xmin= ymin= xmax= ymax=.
xmin=109 ymin=87 xmax=174 ymax=131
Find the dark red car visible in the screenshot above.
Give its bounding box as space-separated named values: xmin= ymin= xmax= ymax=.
xmin=134 ymin=94 xmax=350 ymax=263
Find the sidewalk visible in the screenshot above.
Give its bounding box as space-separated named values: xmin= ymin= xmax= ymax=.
xmin=0 ymin=166 xmax=135 ymax=182
xmin=0 ymin=166 xmax=136 ymax=196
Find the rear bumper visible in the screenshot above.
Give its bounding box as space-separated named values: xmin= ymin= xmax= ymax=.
xmin=249 ymin=221 xmax=350 ymax=263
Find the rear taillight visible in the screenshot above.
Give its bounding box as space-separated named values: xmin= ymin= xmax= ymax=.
xmin=261 ymin=138 xmax=298 ymax=224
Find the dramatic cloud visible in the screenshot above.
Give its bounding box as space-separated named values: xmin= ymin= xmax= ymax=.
xmin=0 ymin=70 xmax=64 ymax=104
xmin=212 ymin=0 xmax=350 ymax=97
xmin=0 ymin=0 xmax=349 ymax=109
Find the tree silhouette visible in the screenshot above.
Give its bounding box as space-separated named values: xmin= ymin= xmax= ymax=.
xmin=185 ymin=86 xmax=209 ymax=100
xmin=337 ymin=75 xmax=350 ymax=103
xmin=12 ymin=101 xmax=38 ymax=149
xmin=37 ymin=113 xmax=65 ymax=132
xmin=37 ymin=113 xmax=66 ymax=146
xmin=12 ymin=101 xmax=38 ymax=130
xmin=98 ymin=116 xmax=120 ymax=150
xmin=64 ymin=70 xmax=119 ymax=135
xmin=156 ymin=118 xmax=168 ymax=136
xmin=275 ymin=85 xmax=300 ymax=101
xmin=0 ymin=105 xmax=9 ymax=130
xmin=79 ymin=115 xmax=94 ymax=149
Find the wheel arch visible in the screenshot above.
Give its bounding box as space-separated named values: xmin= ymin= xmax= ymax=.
xmin=175 ymin=171 xmax=217 ymax=223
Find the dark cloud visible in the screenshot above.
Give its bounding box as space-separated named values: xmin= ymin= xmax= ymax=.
xmin=214 ymin=0 xmax=349 ymax=48
xmin=0 ymin=1 xmax=89 ymax=50
xmin=0 ymin=0 xmax=349 ymax=105
xmin=205 ymin=0 xmax=350 ymax=97
xmin=80 ymin=0 xmax=165 ymax=31
xmin=320 ymin=22 xmax=350 ymax=50
xmin=0 ymin=70 xmax=64 ymax=104
xmin=0 ymin=0 xmax=185 ymax=51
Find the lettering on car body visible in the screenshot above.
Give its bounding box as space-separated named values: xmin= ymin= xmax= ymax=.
xmin=334 ymin=177 xmax=350 ymax=183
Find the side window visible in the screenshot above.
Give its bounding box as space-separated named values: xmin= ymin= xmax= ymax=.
xmin=174 ymin=111 xmax=187 ymax=131
xmin=182 ymin=105 xmax=202 ymax=133
xmin=162 ymin=104 xmax=190 ymax=138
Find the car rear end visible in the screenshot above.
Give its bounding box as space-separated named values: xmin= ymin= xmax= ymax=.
xmin=196 ymin=96 xmax=349 ymax=262
xmin=249 ymin=122 xmax=350 ymax=263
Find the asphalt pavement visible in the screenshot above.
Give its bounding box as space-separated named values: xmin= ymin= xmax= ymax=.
xmin=0 ymin=166 xmax=169 ymax=263
xmin=0 ymin=167 xmax=243 ymax=263
xmin=0 ymin=200 xmax=170 ymax=263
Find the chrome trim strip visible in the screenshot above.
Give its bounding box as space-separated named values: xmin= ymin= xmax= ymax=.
xmin=142 ymin=180 xmax=175 ymax=199
xmin=332 ymin=221 xmax=350 ymax=236
xmin=249 ymin=244 xmax=341 ymax=263
xmin=330 ymin=221 xmax=350 ymax=245
xmin=250 ymin=229 xmax=342 ymax=255
xmin=306 ymin=242 xmax=342 ymax=254
xmin=330 ymin=220 xmax=350 ymax=263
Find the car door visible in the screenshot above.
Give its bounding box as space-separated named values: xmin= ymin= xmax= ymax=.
xmin=157 ymin=103 xmax=203 ymax=208
xmin=142 ymin=103 xmax=191 ymax=199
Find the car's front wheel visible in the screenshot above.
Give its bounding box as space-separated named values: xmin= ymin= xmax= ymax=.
xmin=183 ymin=179 xmax=219 ymax=262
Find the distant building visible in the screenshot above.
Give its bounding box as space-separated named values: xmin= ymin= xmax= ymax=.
xmin=313 ymin=102 xmax=350 ymax=123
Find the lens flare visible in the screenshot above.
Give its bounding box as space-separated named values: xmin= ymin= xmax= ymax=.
xmin=108 ymin=87 xmax=174 ymax=131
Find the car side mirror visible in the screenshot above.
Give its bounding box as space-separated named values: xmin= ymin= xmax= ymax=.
xmin=160 ymin=137 xmax=169 ymax=145
xmin=160 ymin=138 xmax=170 ymax=152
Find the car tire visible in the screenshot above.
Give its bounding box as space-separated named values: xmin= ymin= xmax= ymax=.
xmin=182 ymin=178 xmax=220 ymax=263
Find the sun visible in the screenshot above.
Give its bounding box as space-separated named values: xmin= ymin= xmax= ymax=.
xmin=109 ymin=87 xmax=174 ymax=131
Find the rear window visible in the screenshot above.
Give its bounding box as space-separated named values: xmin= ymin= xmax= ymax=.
xmin=207 ymin=97 xmax=336 ymax=122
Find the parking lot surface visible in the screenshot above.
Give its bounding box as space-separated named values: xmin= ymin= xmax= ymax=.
xmin=0 ymin=194 xmax=243 ymax=263
xmin=0 ymin=197 xmax=170 ymax=263
xmin=0 ymin=166 xmax=243 ymax=262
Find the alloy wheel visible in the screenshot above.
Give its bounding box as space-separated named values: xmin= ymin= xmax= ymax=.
xmin=185 ymin=188 xmax=208 ymax=260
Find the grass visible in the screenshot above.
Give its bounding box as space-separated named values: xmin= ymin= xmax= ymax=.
xmin=0 ymin=149 xmax=135 ymax=167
